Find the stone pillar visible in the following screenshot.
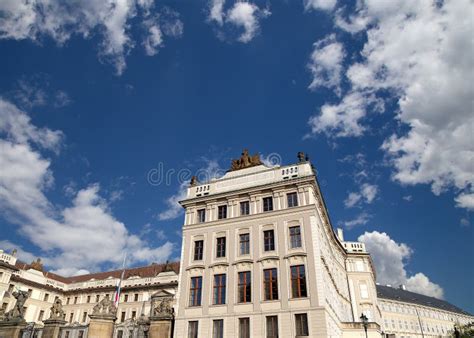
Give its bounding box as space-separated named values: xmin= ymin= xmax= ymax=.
xmin=148 ymin=317 xmax=172 ymax=338
xmin=42 ymin=319 xmax=67 ymax=338
xmin=0 ymin=320 xmax=28 ymax=338
xmin=88 ymin=314 xmax=116 ymax=338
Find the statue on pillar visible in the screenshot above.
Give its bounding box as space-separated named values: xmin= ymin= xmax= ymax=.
xmin=92 ymin=294 xmax=117 ymax=316
xmin=3 ymin=290 xmax=29 ymax=322
xmin=151 ymin=297 xmax=174 ymax=319
xmin=48 ymin=298 xmax=65 ymax=320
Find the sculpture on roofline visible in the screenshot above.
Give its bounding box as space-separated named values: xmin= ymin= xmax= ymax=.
xmin=230 ymin=149 xmax=263 ymax=171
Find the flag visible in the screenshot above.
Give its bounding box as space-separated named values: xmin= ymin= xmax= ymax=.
xmin=113 ymin=254 xmax=127 ymax=307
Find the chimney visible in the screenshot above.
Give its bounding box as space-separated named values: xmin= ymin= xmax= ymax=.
xmin=337 ymin=228 xmax=344 ymax=241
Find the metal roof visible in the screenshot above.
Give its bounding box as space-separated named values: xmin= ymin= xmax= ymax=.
xmin=376 ymin=285 xmax=472 ymax=316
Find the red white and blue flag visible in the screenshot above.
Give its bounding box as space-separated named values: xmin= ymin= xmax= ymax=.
xmin=113 ymin=254 xmax=127 ymax=308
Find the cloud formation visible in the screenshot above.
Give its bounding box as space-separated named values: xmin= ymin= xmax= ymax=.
xmin=0 ymin=98 xmax=173 ymax=275
xmin=359 ymin=231 xmax=443 ymax=298
xmin=344 ymin=183 xmax=378 ymax=208
xmin=307 ymin=0 xmax=474 ymax=209
xmin=207 ymin=0 xmax=270 ymax=43
xmin=0 ymin=1 xmax=183 ymax=75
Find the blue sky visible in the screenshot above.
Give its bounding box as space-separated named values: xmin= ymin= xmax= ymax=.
xmin=0 ymin=0 xmax=472 ymax=312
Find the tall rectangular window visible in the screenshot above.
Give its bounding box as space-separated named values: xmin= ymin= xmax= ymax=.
xmin=239 ymin=318 xmax=250 ymax=338
xmin=197 ymin=209 xmax=206 ymax=223
xmin=239 ymin=233 xmax=250 ymax=255
xmin=189 ymin=277 xmax=202 ymax=306
xmin=86 ymin=295 xmax=91 ymax=303
xmin=213 ymin=274 xmax=226 ymax=305
xmin=263 ymin=197 xmax=273 ymax=212
xmin=240 ymin=201 xmax=250 ymax=215
xmin=264 ymin=230 xmax=275 ymax=251
xmin=44 ymin=293 xmax=49 ymax=302
xmin=291 ymin=265 xmax=307 ymax=298
xmin=74 ymin=297 xmax=78 ymax=304
xmin=287 ymin=192 xmax=298 ymax=208
xmin=360 ymin=283 xmax=369 ymax=299
xmin=121 ymin=312 xmax=126 ymax=322
xmin=289 ymin=226 xmax=302 ymax=248
xmin=238 ymin=271 xmax=251 ymax=303
xmin=264 ymin=268 xmax=278 ymax=300
xmin=295 ymin=314 xmax=309 ymax=336
xmin=218 ymin=205 xmax=227 ymax=219
xmin=194 ymin=240 xmax=204 ymax=261
xmin=82 ymin=312 xmax=87 ymax=323
xmin=216 ymin=237 xmax=226 ymax=258
xmin=266 ymin=316 xmax=279 ymax=338
xmin=134 ymin=293 xmax=139 ymax=302
xmin=213 ymin=319 xmax=224 ymax=338
xmin=124 ymin=294 xmax=128 ymax=302
xmin=38 ymin=310 xmax=44 ymax=321
xmin=188 ymin=321 xmax=198 ymax=338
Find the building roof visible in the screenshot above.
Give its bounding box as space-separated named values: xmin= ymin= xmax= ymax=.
xmin=376 ymin=285 xmax=472 ymax=316
xmin=14 ymin=260 xmax=180 ymax=284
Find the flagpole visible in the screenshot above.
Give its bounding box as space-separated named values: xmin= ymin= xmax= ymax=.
xmin=114 ymin=253 xmax=127 ymax=308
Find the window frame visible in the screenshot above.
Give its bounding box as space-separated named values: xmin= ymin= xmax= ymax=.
xmin=188 ymin=321 xmax=199 ymax=338
xmin=239 ymin=233 xmax=250 ymax=255
xmin=193 ymin=240 xmax=204 ymax=261
xmin=189 ymin=276 xmax=202 ymax=307
xmin=218 ymin=205 xmax=227 ymax=219
xmin=263 ymin=229 xmax=275 ymax=252
xmin=238 ymin=271 xmax=251 ymax=303
xmin=213 ymin=274 xmax=227 ymax=305
xmin=212 ymin=319 xmax=224 ymax=338
xmin=240 ymin=201 xmax=250 ymax=215
xmin=287 ymin=192 xmax=299 ymax=208
xmin=289 ymin=226 xmax=302 ymax=249
xmin=197 ymin=209 xmax=206 ymax=223
xmin=266 ymin=315 xmax=279 ymax=338
xmin=216 ymin=237 xmax=226 ymax=258
xmin=263 ymin=196 xmax=273 ymax=212
xmin=295 ymin=313 xmax=309 ymax=336
xmin=239 ymin=317 xmax=250 ymax=338
xmin=290 ymin=265 xmax=308 ymax=298
xmin=263 ymin=268 xmax=279 ymax=301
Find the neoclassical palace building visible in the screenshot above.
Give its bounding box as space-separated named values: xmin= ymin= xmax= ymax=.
xmin=0 ymin=151 xmax=472 ymax=338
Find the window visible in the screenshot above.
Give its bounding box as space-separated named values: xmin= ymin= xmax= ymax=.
xmin=240 ymin=201 xmax=250 ymax=215
xmin=197 ymin=209 xmax=206 ymax=223
xmin=121 ymin=312 xmax=126 ymax=322
xmin=78 ymin=331 xmax=84 ymax=338
xmin=239 ymin=233 xmax=250 ymax=255
xmin=69 ymin=313 xmax=73 ymax=323
xmin=38 ymin=310 xmax=45 ymax=321
xmin=263 ymin=230 xmax=275 ymax=251
xmin=132 ymin=311 xmax=136 ymax=319
xmin=360 ymin=283 xmax=369 ymax=299
xmin=239 ymin=318 xmax=250 ymax=338
xmin=213 ymin=319 xmax=224 ymax=338
xmin=28 ymin=289 xmax=33 ymax=296
xmin=188 ymin=321 xmax=199 ymax=338
xmin=66 ymin=297 xmax=70 ymax=305
xmin=264 ymin=268 xmax=278 ymax=300
xmin=218 ymin=205 xmax=227 ymax=219
xmin=74 ymin=297 xmax=78 ymax=304
xmin=291 ymin=265 xmax=308 ymax=298
xmin=194 ymin=240 xmax=204 ymax=261
xmin=8 ymin=284 xmax=14 ymax=293
xmin=43 ymin=293 xmax=49 ymax=302
xmin=65 ymin=332 xmax=70 ymax=338
xmin=263 ymin=197 xmax=273 ymax=212
xmin=287 ymin=192 xmax=298 ymax=208
xmin=86 ymin=295 xmax=91 ymax=303
xmin=124 ymin=294 xmax=128 ymax=302
xmin=95 ymin=295 xmax=100 ymax=303
xmin=213 ymin=274 xmax=226 ymax=305
xmin=289 ymin=226 xmax=302 ymax=248
xmin=295 ymin=314 xmax=309 ymax=336
xmin=189 ymin=277 xmax=202 ymax=306
xmin=216 ymin=237 xmax=226 ymax=258
xmin=238 ymin=271 xmax=251 ymax=303
xmin=82 ymin=312 xmax=87 ymax=322
xmin=266 ymin=316 xmax=278 ymax=338
xmin=134 ymin=294 xmax=139 ymax=302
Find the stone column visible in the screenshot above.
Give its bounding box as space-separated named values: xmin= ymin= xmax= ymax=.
xmin=0 ymin=320 xmax=28 ymax=338
xmin=149 ymin=316 xmax=173 ymax=338
xmin=88 ymin=313 xmax=116 ymax=338
xmin=42 ymin=319 xmax=67 ymax=338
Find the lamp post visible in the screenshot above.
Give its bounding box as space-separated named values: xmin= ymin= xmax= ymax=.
xmin=360 ymin=313 xmax=369 ymax=338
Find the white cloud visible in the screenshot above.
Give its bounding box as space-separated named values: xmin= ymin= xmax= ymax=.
xmin=342 ymin=212 xmax=371 ymax=229
xmin=142 ymin=8 xmax=183 ymax=56
xmin=158 ymin=159 xmax=224 ymax=221
xmin=402 ymin=195 xmax=412 ymax=202
xmin=308 ymin=34 xmax=345 ymax=94
xmin=454 ymin=192 xmax=474 ymax=211
xmin=0 ymin=98 xmax=173 ymax=275
xmin=304 ymin=0 xmax=337 ymax=11
xmin=344 ymin=183 xmax=378 ymax=208
xmin=207 ymin=0 xmax=270 ymax=43
xmin=0 ymin=1 xmax=183 ymax=75
xmin=307 ymin=0 xmax=474 ymax=209
xmin=359 ymin=231 xmax=443 ymax=298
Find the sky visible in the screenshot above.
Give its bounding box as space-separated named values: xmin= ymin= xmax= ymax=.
xmin=0 ymin=0 xmax=472 ymax=312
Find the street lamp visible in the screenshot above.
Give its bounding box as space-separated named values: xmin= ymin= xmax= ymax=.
xmin=360 ymin=313 xmax=369 ymax=338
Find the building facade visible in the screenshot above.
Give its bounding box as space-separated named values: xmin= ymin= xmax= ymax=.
xmin=0 ymin=151 xmax=472 ymax=338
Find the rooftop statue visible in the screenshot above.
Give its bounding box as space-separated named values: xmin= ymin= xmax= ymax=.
xmin=230 ymin=149 xmax=262 ymax=171
xmin=30 ymin=258 xmax=44 ymax=271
